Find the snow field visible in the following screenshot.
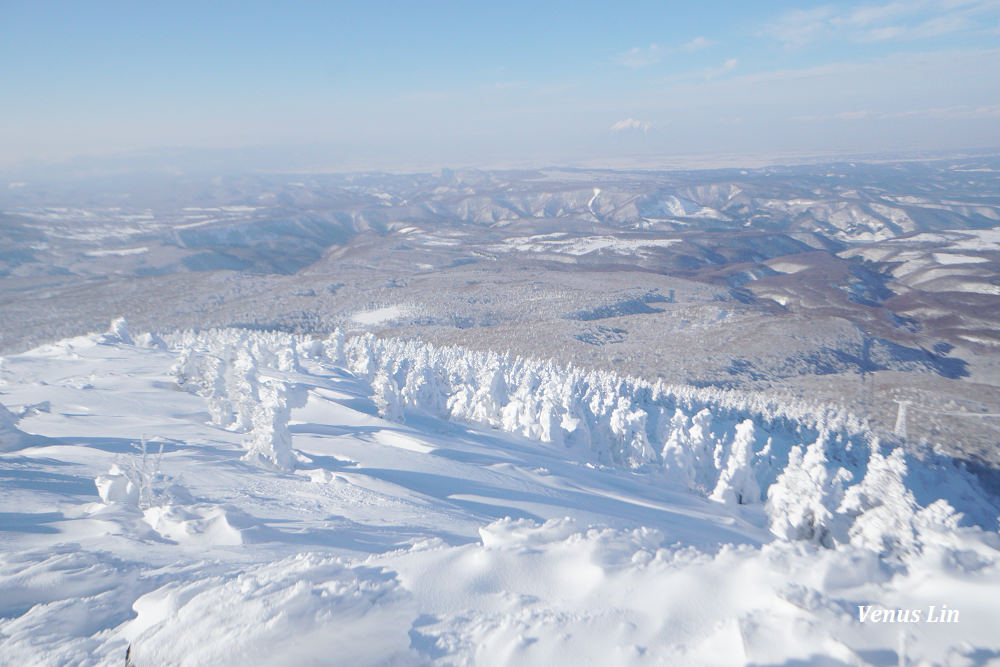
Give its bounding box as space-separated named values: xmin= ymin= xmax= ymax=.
xmin=0 ymin=319 xmax=999 ymax=664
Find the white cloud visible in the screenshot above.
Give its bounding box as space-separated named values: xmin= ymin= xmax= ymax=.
xmin=534 ymin=82 xmax=580 ymax=96
xmin=835 ymin=109 xmax=872 ymax=120
xmin=398 ymin=90 xmax=454 ymax=103
xmin=614 ymin=45 xmax=663 ymax=68
xmin=884 ymin=104 xmax=1000 ymax=119
xmin=484 ymin=81 xmax=522 ymax=92
xmin=764 ymin=0 xmax=1000 ymax=47
xmin=795 ymin=103 xmax=1000 ymax=122
xmin=859 ymin=13 xmax=971 ymax=41
xmin=680 ymin=36 xmax=714 ymax=51
xmin=610 ymin=118 xmax=653 ymax=134
xmin=705 ymin=58 xmax=739 ymax=79
xmin=614 ymin=36 xmax=714 ymax=68
xmin=763 ymin=6 xmax=836 ymax=48
xmin=844 ymin=2 xmax=912 ymax=27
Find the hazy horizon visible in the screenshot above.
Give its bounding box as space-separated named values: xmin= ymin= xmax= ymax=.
xmin=3 ymin=1 xmax=1000 ymax=173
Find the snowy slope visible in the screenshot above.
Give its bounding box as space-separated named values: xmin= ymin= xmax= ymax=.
xmin=1 ymin=322 xmax=999 ymax=665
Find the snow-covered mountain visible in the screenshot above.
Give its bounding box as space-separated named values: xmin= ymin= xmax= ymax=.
xmin=3 ymin=157 xmax=1000 ymax=458
xmin=2 ymin=320 xmax=998 ymax=665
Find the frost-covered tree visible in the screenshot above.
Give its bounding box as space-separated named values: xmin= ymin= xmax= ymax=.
xmin=158 ymin=324 xmax=963 ymax=551
xmin=276 ymin=345 xmax=299 ymax=373
xmin=298 ymin=337 xmax=326 ymax=362
xmin=346 ymin=333 xmax=379 ymax=381
xmin=609 ymin=397 xmax=655 ymax=468
xmin=402 ymin=352 xmax=449 ymax=418
xmin=95 ymin=439 xmax=188 ymax=510
xmin=538 ymin=396 xmax=564 ymax=445
xmin=687 ymin=408 xmax=717 ymax=491
xmin=766 ymin=435 xmax=852 ymax=545
xmin=170 ymin=348 xmax=203 ymax=393
xmin=228 ymin=348 xmax=260 ymax=432
xmin=206 ymin=360 xmax=234 ymax=428
xmin=838 ymin=447 xmax=919 ymax=556
xmin=914 ymin=499 xmax=962 ymax=534
xmin=244 ymin=378 xmax=294 ymax=471
xmin=660 ymin=408 xmax=695 ymax=486
xmin=470 ymin=359 xmax=508 ymax=427
xmin=373 ymin=369 xmax=404 ymax=422
xmin=710 ymin=420 xmax=761 ymax=506
xmin=323 ymin=330 xmax=346 ymax=366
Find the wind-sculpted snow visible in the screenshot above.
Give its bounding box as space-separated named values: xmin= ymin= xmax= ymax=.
xmin=0 ymin=401 xmax=28 ymax=451
xmin=124 ymin=554 xmax=415 ymax=666
xmin=115 ymin=516 xmax=1000 ymax=666
xmin=162 ymin=325 xmax=999 ymax=555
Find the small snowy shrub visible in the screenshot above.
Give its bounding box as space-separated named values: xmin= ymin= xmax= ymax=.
xmin=135 ymin=331 xmax=167 ymax=349
xmin=96 ymin=439 xmax=188 ymax=510
xmin=101 ymin=317 xmax=134 ymax=345
xmin=94 ymin=463 xmax=140 ymax=506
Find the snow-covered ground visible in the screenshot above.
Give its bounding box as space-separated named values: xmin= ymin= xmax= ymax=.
xmin=492 ymin=234 xmax=681 ymax=257
xmin=352 ymin=305 xmax=409 ymax=326
xmin=1 ymin=322 xmax=999 ymax=665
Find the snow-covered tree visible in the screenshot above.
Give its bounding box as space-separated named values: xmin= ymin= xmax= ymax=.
xmin=228 ymin=348 xmax=260 ymax=432
xmin=276 ymin=345 xmax=299 ymax=373
xmin=710 ymin=420 xmax=762 ymax=506
xmin=243 ymin=378 xmax=294 ymax=471
xmin=660 ymin=409 xmax=695 ymax=486
xmin=402 ymin=352 xmax=449 ymax=418
xmin=609 ymin=397 xmax=655 ymax=468
xmin=687 ymin=408 xmax=717 ymax=491
xmin=156 ymin=324 xmax=900 ymax=546
xmin=838 ymin=447 xmax=919 ymax=556
xmin=766 ymin=435 xmax=852 ymax=545
xmin=372 ymin=369 xmax=404 ymax=422
xmin=323 ymin=329 xmax=346 ymax=366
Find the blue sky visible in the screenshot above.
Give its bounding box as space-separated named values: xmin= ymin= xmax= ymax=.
xmin=2 ymin=1 xmax=999 ymax=170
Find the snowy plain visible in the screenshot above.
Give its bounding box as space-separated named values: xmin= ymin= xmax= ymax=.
xmin=2 ymin=320 xmax=999 ymax=665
